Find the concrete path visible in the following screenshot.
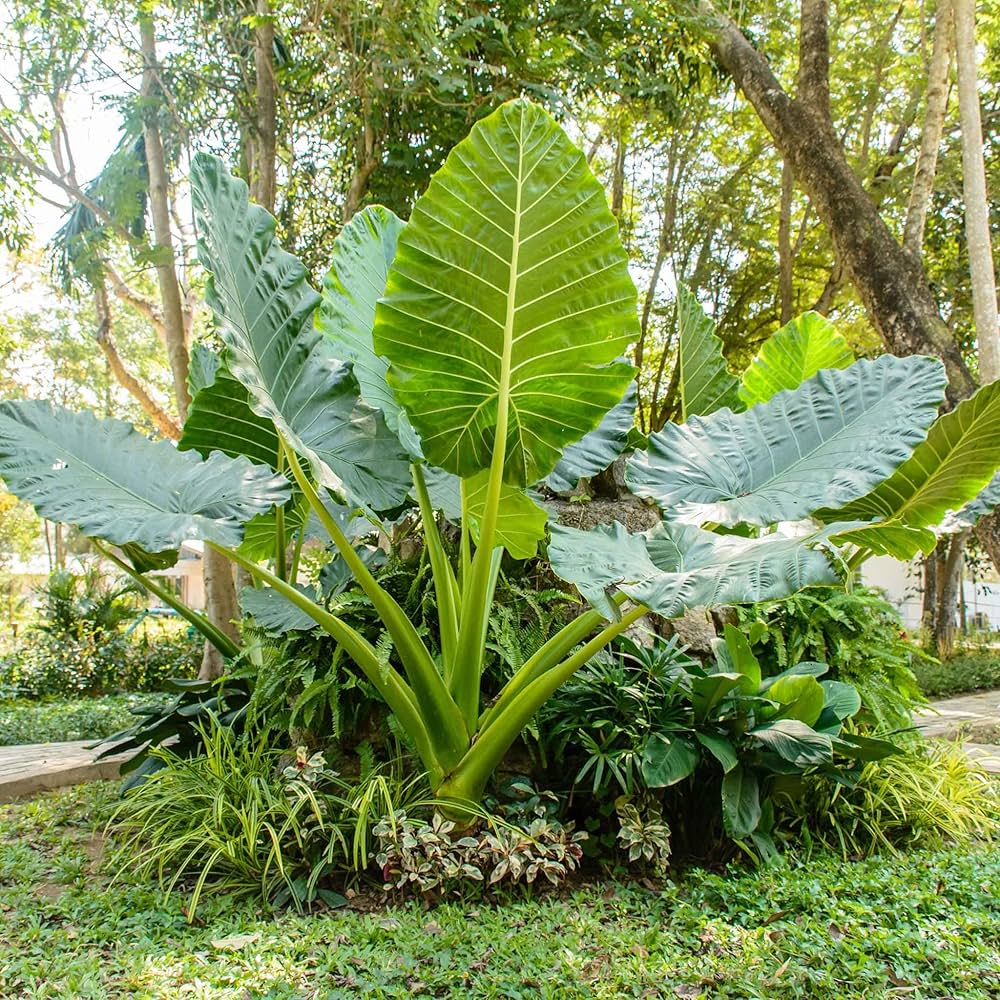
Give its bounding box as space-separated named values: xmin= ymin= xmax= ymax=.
xmin=0 ymin=740 xmax=132 ymax=803
xmin=914 ymin=689 xmax=1000 ymax=773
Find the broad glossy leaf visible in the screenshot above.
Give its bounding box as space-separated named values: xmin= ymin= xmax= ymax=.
xmin=766 ymin=674 xmax=825 ymax=726
xmin=949 ymin=469 xmax=1000 ymax=530
xmin=695 ymin=731 xmax=738 ymax=772
xmin=739 ymin=312 xmax=854 ymax=407
xmin=423 ymin=467 xmax=548 ymax=559
xmin=641 ymin=733 xmax=700 ymax=787
xmin=179 ymin=366 xmax=281 ymax=469
xmin=546 ymin=382 xmax=638 ymax=492
xmin=315 ymin=205 xmax=414 ymax=445
xmin=759 ymin=661 xmax=828 ymax=690
xmin=830 ymin=522 xmax=937 ymax=560
xmin=750 ymin=719 xmax=833 ymax=766
xmin=547 ymin=520 xmax=841 ymax=621
xmin=718 ymin=623 xmax=761 ymax=692
xmin=627 ymin=356 xmax=947 ymax=526
xmin=374 ymin=98 xmax=637 ymax=486
xmin=190 ymin=153 xmax=411 ymax=511
xmin=0 ymin=400 xmax=288 ymax=550
xmin=832 ymin=732 xmax=900 ymax=761
xmin=817 ymin=378 xmax=1000 ymax=547
xmin=677 ymin=283 xmax=741 ymax=419
xmin=690 ymin=673 xmax=743 ymax=720
xmin=820 ymin=680 xmax=862 ymax=721
xmin=721 ymin=765 xmax=761 ymax=838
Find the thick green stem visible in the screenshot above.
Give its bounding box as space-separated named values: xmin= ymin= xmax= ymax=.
xmin=208 ymin=540 xmax=445 ymax=786
xmin=478 ymin=594 xmax=630 ymax=734
xmin=411 ymin=462 xmax=459 ymax=675
xmin=288 ymin=527 xmax=305 ymax=584
xmin=94 ymin=541 xmax=240 ymax=658
xmin=439 ymin=605 xmax=648 ymax=804
xmin=283 ymin=446 xmax=468 ymax=767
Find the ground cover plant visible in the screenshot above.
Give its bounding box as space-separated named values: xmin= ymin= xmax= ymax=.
xmin=4 ymin=99 xmax=1000 ymax=828
xmin=914 ymin=648 xmax=1000 ymax=698
xmin=1 ymin=783 xmax=999 ymax=999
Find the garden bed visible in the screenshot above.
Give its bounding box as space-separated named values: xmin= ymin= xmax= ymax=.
xmin=0 ymin=694 xmax=165 ymax=747
xmin=1 ymin=783 xmax=998 ymax=999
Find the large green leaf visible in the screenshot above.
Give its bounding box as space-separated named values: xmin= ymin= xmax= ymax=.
xmin=817 ymin=378 xmax=1000 ymax=554
xmin=750 ymin=719 xmax=833 ymax=766
xmin=627 ymin=356 xmax=947 ymax=526
xmin=422 ymin=466 xmax=548 ymax=559
xmin=677 ymin=283 xmax=741 ymax=419
xmin=190 ymin=153 xmax=411 ymax=512
xmin=766 ymin=674 xmax=825 ymax=726
xmin=721 ymin=765 xmax=761 ymax=838
xmin=739 ymin=312 xmax=854 ymax=407
xmin=240 ymin=584 xmax=320 ymax=633
xmin=641 ymin=733 xmax=700 ymax=787
xmin=373 ymin=98 xmax=637 ymax=486
xmin=547 ymin=520 xmax=842 ymax=621
xmin=315 ymin=205 xmax=411 ymax=440
xmin=950 ymin=469 xmax=1000 ymax=530
xmin=0 ymin=400 xmax=288 ymax=551
xmin=179 ymin=366 xmax=281 ymax=469
xmin=546 ymin=382 xmax=637 ymax=492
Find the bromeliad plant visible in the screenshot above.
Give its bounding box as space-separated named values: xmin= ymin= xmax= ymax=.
xmin=4 ymin=100 xmax=1000 ymax=808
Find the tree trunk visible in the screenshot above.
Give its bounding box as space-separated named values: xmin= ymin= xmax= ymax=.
xmin=704 ymin=1 xmax=976 ymax=402
xmin=778 ymin=159 xmax=795 ymax=323
xmin=934 ymin=528 xmax=970 ymax=657
xmin=953 ymin=0 xmax=1000 ymax=384
xmin=611 ymin=128 xmax=627 ymax=220
xmin=200 ymin=545 xmax=241 ymax=679
xmin=252 ymin=0 xmax=277 ymax=212
xmin=138 ymin=13 xmax=191 ymax=419
xmin=903 ymin=2 xmax=953 ymax=257
xmin=921 ymin=550 xmax=938 ymax=634
xmin=93 ymin=278 xmax=182 ymax=441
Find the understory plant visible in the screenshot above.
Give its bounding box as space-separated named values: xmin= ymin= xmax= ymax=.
xmin=4 ymin=99 xmax=1000 ymax=810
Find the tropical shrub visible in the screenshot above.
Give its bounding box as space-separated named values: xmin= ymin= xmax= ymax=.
xmin=540 ymin=628 xmax=895 ymax=860
xmin=34 ymin=568 xmax=139 ymax=641
xmin=777 ymin=738 xmax=999 ymax=857
xmin=735 ymin=587 xmax=927 ymax=730
xmin=3 ymin=99 xmax=1000 ymax=812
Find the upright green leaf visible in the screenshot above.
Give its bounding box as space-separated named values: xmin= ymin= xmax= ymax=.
xmin=739 ymin=312 xmax=854 ymax=407
xmin=721 ymin=766 xmax=761 ymax=838
xmin=179 ymin=366 xmax=281 ymax=469
xmin=0 ymin=400 xmax=288 ymax=551
xmin=190 ymin=153 xmax=411 ymax=512
xmin=374 ymin=98 xmax=637 ymax=486
xmin=627 ymin=356 xmax=947 ymax=526
xmin=677 ymin=283 xmax=741 ymax=419
xmin=315 ymin=205 xmax=412 ymax=441
xmin=641 ymin=733 xmax=700 ymax=788
xmin=548 ymin=520 xmax=842 ymax=621
xmin=817 ymin=378 xmax=1000 ymax=552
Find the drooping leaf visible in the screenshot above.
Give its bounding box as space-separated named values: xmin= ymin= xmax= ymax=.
xmin=190 ymin=153 xmax=411 ymax=511
xmin=240 ymin=584 xmax=320 ymax=633
xmin=120 ymin=542 xmax=178 ymax=574
xmin=695 ymin=731 xmax=738 ymax=773
xmin=750 ymin=719 xmax=833 ymax=766
xmin=0 ymin=400 xmax=288 ymax=551
xmin=829 ymin=523 xmax=937 ymax=560
xmin=816 ymin=378 xmax=1000 ymax=550
xmin=677 ymin=283 xmax=742 ymax=419
xmin=179 ymin=367 xmax=281 ymax=469
xmin=739 ymin=312 xmax=854 ymax=407
xmin=423 ymin=466 xmax=548 ymax=559
xmin=315 ymin=205 xmax=416 ymax=449
xmin=547 ymin=520 xmax=842 ymax=621
xmin=627 ymin=356 xmax=947 ymax=526
xmin=832 ymin=732 xmax=900 ymax=761
xmin=546 ymin=382 xmax=638 ymax=492
xmin=721 ymin=765 xmax=761 ymax=838
xmin=641 ymin=733 xmax=700 ymax=787
xmin=374 ymin=98 xmax=637 ymax=486
xmin=820 ymin=680 xmax=862 ymax=722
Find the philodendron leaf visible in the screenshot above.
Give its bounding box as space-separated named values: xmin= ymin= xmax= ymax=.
xmin=677 ymin=283 xmax=742 ymax=419
xmin=179 ymin=366 xmax=281 ymax=469
xmin=627 ymin=355 xmax=947 ymax=526
xmin=546 ymin=381 xmax=638 ymax=492
xmin=374 ymin=98 xmax=637 ymax=486
xmin=721 ymin=765 xmax=761 ymax=839
xmin=547 ymin=520 xmax=842 ymax=621
xmin=423 ymin=466 xmax=548 ymax=559
xmin=739 ymin=312 xmax=854 ymax=407
xmin=190 ymin=153 xmax=411 ymax=512
xmin=0 ymin=400 xmax=288 ymax=551
xmin=240 ymin=584 xmax=320 ymax=633
xmin=641 ymin=733 xmax=700 ymax=788
xmin=315 ymin=205 xmax=419 ymax=451
xmin=750 ymin=719 xmax=833 ymax=766
xmin=817 ymin=378 xmax=1000 ymax=555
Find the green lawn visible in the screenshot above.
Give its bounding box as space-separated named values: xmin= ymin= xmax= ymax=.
xmin=0 ymin=695 xmax=163 ymax=747
xmin=1 ymin=783 xmax=998 ymax=998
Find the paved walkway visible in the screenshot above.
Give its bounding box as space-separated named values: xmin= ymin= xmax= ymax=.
xmin=0 ymin=740 xmax=132 ymax=803
xmin=914 ymin=688 xmax=1000 ymax=773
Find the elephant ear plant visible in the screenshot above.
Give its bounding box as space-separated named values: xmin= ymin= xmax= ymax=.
xmin=4 ymin=99 xmax=1000 ymax=809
